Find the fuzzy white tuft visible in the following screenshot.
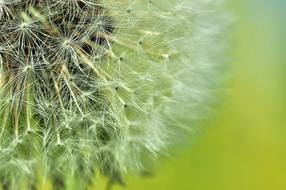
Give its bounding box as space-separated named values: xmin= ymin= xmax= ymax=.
xmin=0 ymin=0 xmax=229 ymax=189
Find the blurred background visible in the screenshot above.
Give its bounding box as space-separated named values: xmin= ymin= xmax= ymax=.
xmin=92 ymin=0 xmax=286 ymax=189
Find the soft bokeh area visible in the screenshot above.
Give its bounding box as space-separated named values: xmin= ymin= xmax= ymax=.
xmin=92 ymin=0 xmax=286 ymax=189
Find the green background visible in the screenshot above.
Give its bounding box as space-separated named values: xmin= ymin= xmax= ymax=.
xmin=93 ymin=0 xmax=286 ymax=189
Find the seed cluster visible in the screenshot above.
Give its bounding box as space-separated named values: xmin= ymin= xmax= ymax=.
xmin=0 ymin=0 xmax=228 ymax=189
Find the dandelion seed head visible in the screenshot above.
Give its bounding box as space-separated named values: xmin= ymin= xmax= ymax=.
xmin=0 ymin=0 xmax=230 ymax=189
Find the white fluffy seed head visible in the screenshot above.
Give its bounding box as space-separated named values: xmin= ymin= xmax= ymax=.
xmin=0 ymin=0 xmax=229 ymax=189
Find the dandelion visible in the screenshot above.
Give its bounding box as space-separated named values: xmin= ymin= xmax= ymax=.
xmin=0 ymin=0 xmax=229 ymax=189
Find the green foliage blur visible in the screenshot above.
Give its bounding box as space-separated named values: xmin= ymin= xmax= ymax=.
xmin=91 ymin=0 xmax=286 ymax=190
